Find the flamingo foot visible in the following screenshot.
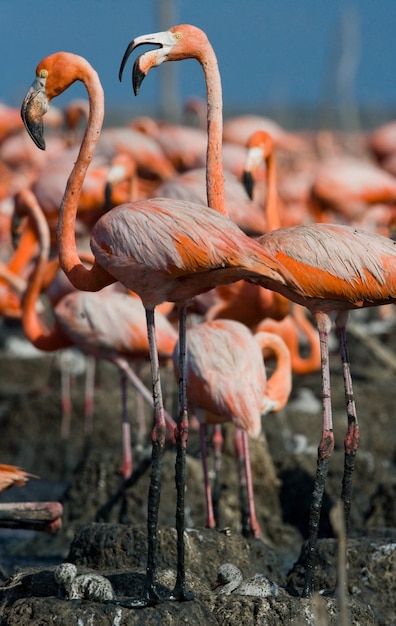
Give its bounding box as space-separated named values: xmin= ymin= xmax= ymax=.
xmin=302 ymin=455 xmax=330 ymax=598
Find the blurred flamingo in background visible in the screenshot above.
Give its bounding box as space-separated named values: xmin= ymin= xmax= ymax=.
xmin=173 ymin=319 xmax=292 ymax=537
xmin=205 ymin=129 xmax=290 ymax=328
xmin=223 ymin=113 xmax=305 ymax=153
xmin=308 ymin=154 xmax=396 ymax=234
xmin=0 ymin=464 xmax=34 ymax=492
xmin=256 ymin=303 xmax=321 ymax=376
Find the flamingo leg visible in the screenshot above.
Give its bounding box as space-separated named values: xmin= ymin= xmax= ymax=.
xmin=112 ymin=357 xmax=177 ymax=443
xmin=200 ymin=423 xmax=217 ymax=529
xmin=140 ymin=307 xmax=167 ymax=606
xmin=211 ymin=424 xmax=223 ymax=528
xmin=234 ymin=428 xmax=261 ymax=538
xmin=83 ymin=356 xmax=96 ymax=439
xmin=241 ymin=429 xmax=261 ymax=538
xmin=133 ymin=361 xmax=148 ymax=447
xmin=336 ymin=312 xmax=359 ymax=533
xmin=302 ymin=312 xmax=334 ymax=597
xmin=172 ymin=305 xmax=193 ymax=601
xmin=119 ymin=371 xmax=133 ymax=481
xmin=60 ymin=351 xmax=72 ymax=441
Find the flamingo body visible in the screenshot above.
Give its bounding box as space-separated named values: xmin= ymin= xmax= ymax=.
xmin=259 ymin=223 xmax=396 ymax=310
xmin=90 ymin=197 xmax=295 ymax=310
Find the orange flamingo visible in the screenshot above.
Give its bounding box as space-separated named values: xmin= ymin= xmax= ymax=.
xmin=308 ymin=154 xmax=396 ymax=232
xmin=130 ymin=114 xmax=208 ymax=172
xmin=0 ymin=464 xmax=33 ymax=492
xmin=154 ymin=167 xmax=267 ymax=237
xmin=256 ymin=303 xmax=321 ymax=376
xmin=123 ymin=23 xmax=396 ymax=599
xmin=0 ymin=464 xmax=63 ymax=533
xmin=10 ymin=188 xmax=178 ymax=480
xmin=255 ymin=222 xmax=396 ymax=594
xmin=205 ymin=130 xmax=289 ymax=327
xmin=21 ymin=50 xmax=297 ymax=606
xmin=173 ymin=319 xmax=291 ymax=537
xmin=242 ymin=129 xmax=281 ymax=229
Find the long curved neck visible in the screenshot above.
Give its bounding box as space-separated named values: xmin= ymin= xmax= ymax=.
xmin=57 ymin=68 xmax=115 ymax=291
xmin=290 ymin=304 xmax=321 ymax=375
xmin=199 ymin=42 xmax=226 ymax=215
xmin=16 ymin=190 xmax=71 ymax=351
xmin=255 ymin=331 xmax=292 ymax=411
xmin=265 ymin=151 xmax=281 ymax=231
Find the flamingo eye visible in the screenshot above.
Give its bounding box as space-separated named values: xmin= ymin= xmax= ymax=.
xmin=174 ymin=32 xmax=183 ymax=40
xmin=39 ymin=69 xmax=48 ymax=78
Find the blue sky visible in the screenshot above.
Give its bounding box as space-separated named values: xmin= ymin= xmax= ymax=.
xmin=1 ymin=1 xmax=395 ymax=119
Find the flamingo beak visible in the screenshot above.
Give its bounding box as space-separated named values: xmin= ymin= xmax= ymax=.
xmin=119 ymin=30 xmax=178 ymax=95
xmin=242 ymin=171 xmax=254 ymax=200
xmin=21 ymin=75 xmax=50 ymax=150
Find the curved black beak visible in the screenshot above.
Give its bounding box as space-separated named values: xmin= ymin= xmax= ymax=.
xmin=119 ymin=39 xmax=161 ymax=96
xmin=119 ymin=29 xmax=174 ymax=96
xmin=242 ymin=171 xmax=254 ymax=200
xmin=20 ymin=76 xmax=49 ymax=151
xmin=119 ymin=40 xmax=136 ymax=84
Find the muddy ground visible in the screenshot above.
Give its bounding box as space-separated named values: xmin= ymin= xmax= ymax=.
xmin=0 ymin=310 xmax=395 ymax=625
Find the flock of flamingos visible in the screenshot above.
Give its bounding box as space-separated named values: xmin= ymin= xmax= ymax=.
xmin=0 ymin=22 xmax=396 ymax=608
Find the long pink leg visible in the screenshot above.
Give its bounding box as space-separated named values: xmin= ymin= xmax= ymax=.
xmin=303 ymin=311 xmax=335 ymax=597
xmin=211 ymin=424 xmax=223 ymax=527
xmin=83 ymin=356 xmax=96 ymax=439
xmin=60 ymin=352 xmax=72 ymax=441
xmin=112 ymin=357 xmax=177 ymax=443
xmin=199 ymin=422 xmax=216 ymax=529
xmin=234 ymin=428 xmax=261 ymax=538
xmin=119 ymin=371 xmax=133 ymax=480
xmin=133 ymin=361 xmax=148 ymax=446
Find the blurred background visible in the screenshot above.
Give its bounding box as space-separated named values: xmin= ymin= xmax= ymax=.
xmin=1 ymin=0 xmax=395 ymax=130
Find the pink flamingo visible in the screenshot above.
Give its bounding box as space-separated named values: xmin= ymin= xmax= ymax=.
xmin=21 ymin=51 xmax=296 ymax=606
xmin=130 ymin=114 xmax=208 ymax=172
xmin=173 ymin=319 xmax=291 ymax=537
xmin=154 ymin=167 xmax=267 ymax=237
xmin=121 ymin=23 xmax=396 ymax=598
xmin=256 ymin=303 xmax=321 ymax=376
xmin=308 ymin=154 xmax=396 ymax=231
xmin=0 ymin=464 xmax=34 ymax=492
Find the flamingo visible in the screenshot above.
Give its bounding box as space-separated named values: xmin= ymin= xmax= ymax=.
xmin=120 ymin=23 xmax=396 ymax=598
xmin=154 ymin=167 xmax=267 ymax=237
xmin=0 ymin=464 xmax=34 ymax=492
xmin=308 ymin=154 xmax=396 ymax=231
xmin=256 ymin=303 xmax=321 ymax=376
xmin=130 ymin=114 xmax=208 ymax=172
xmin=173 ymin=319 xmax=292 ymax=536
xmin=204 ymin=130 xmax=289 ymax=327
xmin=10 ymin=188 xmax=178 ymax=481
xmin=242 ymin=130 xmax=281 ymax=229
xmin=21 ymin=51 xmax=297 ymax=606
xmin=222 ymin=113 xmax=304 ymax=153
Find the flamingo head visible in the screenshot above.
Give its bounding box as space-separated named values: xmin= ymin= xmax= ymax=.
xmin=21 ymin=52 xmax=97 ymax=150
xmin=119 ymin=24 xmax=208 ymax=96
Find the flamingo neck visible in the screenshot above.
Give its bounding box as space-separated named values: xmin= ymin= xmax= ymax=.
xmin=16 ymin=192 xmax=71 ymax=351
xmin=290 ymin=304 xmax=321 ymax=375
xmin=57 ymin=69 xmax=115 ymax=291
xmin=255 ymin=331 xmax=292 ymax=412
xmin=265 ymin=152 xmax=281 ymax=231
xmin=200 ymin=43 xmax=226 ymax=215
